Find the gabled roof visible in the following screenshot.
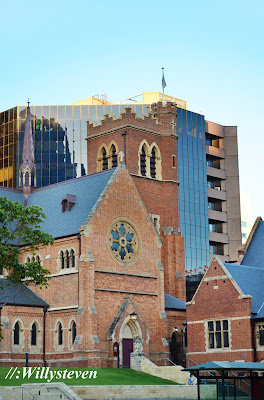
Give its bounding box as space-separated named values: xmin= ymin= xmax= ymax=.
xmin=224 ymin=263 xmax=264 ymax=319
xmin=0 ymin=279 xmax=48 ymax=308
xmin=241 ymin=220 xmax=264 ymax=269
xmin=165 ymin=293 xmax=186 ymax=310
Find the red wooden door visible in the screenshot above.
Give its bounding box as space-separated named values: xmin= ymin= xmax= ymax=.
xmin=122 ymin=339 xmax=133 ymax=367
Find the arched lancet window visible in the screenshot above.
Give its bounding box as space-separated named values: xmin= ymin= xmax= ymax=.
xmin=70 ymin=249 xmax=75 ymax=268
xmin=26 ymin=257 xmax=30 ymax=263
xmin=31 ymin=323 xmax=37 ymax=346
xmin=60 ymin=251 xmax=64 ymax=269
xmin=58 ymin=323 xmax=63 ymax=346
xmin=32 ymin=256 xmax=35 ymax=263
xmin=31 ymin=174 xmax=35 ymax=187
xmin=111 ymin=145 xmax=118 ymax=168
xmin=150 ymin=147 xmax=156 ymax=178
xmin=140 ymin=145 xmax=146 ymax=176
xmin=20 ymin=172 xmax=23 ymax=187
xmin=25 ymin=172 xmax=30 ymax=186
xmin=66 ymin=250 xmax=70 ymax=268
xmin=71 ymin=321 xmax=76 ymax=345
xmin=36 ymin=256 xmax=40 ymax=264
xmin=14 ymin=322 xmax=20 ymax=345
xmin=102 ymin=147 xmax=108 ymax=170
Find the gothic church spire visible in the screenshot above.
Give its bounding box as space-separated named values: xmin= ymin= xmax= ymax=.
xmin=19 ymin=102 xmax=36 ymax=191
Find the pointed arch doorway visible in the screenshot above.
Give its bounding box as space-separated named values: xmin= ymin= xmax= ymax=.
xmin=121 ymin=318 xmax=142 ymax=368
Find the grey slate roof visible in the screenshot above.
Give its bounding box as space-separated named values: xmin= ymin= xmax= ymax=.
xmin=241 ymin=220 xmax=264 ymax=269
xmin=165 ymin=293 xmax=186 ymax=310
xmin=224 ymin=263 xmax=264 ymax=319
xmin=0 ymin=187 xmax=25 ymax=204
xmin=0 ymin=169 xmax=115 ymax=239
xmin=0 ymin=279 xmax=48 ymax=308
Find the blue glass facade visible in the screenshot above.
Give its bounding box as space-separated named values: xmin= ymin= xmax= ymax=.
xmin=16 ymin=104 xmax=149 ymax=188
xmin=177 ymin=108 xmax=210 ymax=272
xmin=0 ymin=103 xmax=209 ymax=272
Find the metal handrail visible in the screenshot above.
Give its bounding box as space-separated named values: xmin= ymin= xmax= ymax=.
xmin=47 ymin=385 xmax=75 ymax=400
xmin=13 ymin=386 xmax=38 ymax=400
xmin=165 ymin=358 xmax=177 ymax=366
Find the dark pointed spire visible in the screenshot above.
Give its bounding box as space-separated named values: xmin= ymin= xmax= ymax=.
xmin=19 ymin=102 xmax=36 ymax=191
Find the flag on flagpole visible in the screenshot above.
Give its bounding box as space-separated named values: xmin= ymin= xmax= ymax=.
xmin=162 ymin=68 xmax=167 ymax=93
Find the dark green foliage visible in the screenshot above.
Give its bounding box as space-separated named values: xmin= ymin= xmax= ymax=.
xmin=0 ymin=196 xmax=54 ymax=287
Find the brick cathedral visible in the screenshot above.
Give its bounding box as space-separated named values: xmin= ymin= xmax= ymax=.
xmin=0 ymin=101 xmax=186 ymax=367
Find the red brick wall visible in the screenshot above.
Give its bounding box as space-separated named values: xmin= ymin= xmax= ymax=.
xmin=186 ymin=259 xmax=254 ymax=365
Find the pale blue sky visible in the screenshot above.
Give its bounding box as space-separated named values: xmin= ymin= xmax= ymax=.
xmin=1 ymin=0 xmax=263 ymax=224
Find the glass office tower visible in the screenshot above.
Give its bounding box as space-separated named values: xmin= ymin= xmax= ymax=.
xmin=0 ymin=103 xmax=209 ymax=272
xmin=177 ymin=108 xmax=210 ymax=271
xmin=0 ymin=104 xmax=150 ymax=188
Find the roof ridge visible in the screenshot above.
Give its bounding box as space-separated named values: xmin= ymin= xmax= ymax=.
xmin=226 ymin=263 xmax=264 ymax=272
xmin=30 ymin=168 xmax=116 ymax=194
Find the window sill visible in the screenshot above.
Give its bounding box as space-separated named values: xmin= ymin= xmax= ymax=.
xmin=207 ymin=347 xmax=230 ymax=352
xmin=50 ymin=269 xmax=78 ymax=278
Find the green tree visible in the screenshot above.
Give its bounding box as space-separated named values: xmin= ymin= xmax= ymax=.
xmin=0 ymin=196 xmax=54 ymax=287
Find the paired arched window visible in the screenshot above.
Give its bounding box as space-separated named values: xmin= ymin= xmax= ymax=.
xmin=60 ymin=249 xmax=76 ymax=270
xmin=31 ymin=323 xmax=37 ymax=346
xmin=97 ymin=142 xmax=119 ymax=171
xmin=14 ymin=322 xmax=20 ymax=345
xmin=138 ymin=141 xmax=161 ymax=180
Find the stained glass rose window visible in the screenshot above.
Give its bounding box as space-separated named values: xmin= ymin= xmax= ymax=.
xmin=108 ymin=220 xmax=139 ymax=264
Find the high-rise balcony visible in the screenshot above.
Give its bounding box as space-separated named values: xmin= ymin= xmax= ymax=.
xmin=206 ymin=145 xmax=225 ymax=159
xmin=206 ymin=166 xmax=226 ymax=180
xmin=207 ymin=187 xmax=227 ymax=201
xmin=209 ymin=231 xmax=229 ymax=244
xmin=208 ymin=209 xmax=228 ymax=222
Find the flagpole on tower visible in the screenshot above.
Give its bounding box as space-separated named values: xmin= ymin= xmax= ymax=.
xmin=162 ymin=67 xmax=167 ymax=104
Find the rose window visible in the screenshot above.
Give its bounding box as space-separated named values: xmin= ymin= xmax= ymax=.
xmin=109 ymin=221 xmax=139 ymax=263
